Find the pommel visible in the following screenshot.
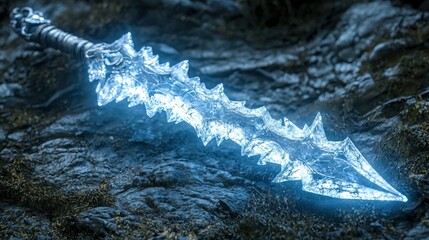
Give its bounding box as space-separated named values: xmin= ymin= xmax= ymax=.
xmin=10 ymin=7 xmax=50 ymax=40
xmin=10 ymin=7 xmax=95 ymax=60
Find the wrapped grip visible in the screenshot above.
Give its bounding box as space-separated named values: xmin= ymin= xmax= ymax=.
xmin=10 ymin=7 xmax=95 ymax=60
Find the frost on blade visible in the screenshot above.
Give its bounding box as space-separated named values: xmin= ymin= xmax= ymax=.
xmin=86 ymin=33 xmax=407 ymax=202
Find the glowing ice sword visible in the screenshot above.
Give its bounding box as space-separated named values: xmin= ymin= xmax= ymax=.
xmin=10 ymin=7 xmax=407 ymax=202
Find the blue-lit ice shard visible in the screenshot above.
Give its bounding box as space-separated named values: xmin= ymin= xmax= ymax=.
xmin=86 ymin=33 xmax=407 ymax=202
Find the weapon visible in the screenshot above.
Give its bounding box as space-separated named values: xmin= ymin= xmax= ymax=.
xmin=10 ymin=7 xmax=407 ymax=202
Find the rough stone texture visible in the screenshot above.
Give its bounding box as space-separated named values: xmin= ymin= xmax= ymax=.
xmin=1 ymin=0 xmax=429 ymax=239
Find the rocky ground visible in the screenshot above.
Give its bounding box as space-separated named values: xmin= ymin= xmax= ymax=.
xmin=0 ymin=0 xmax=429 ymax=239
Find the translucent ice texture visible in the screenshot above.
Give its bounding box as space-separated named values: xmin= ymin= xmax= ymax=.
xmin=87 ymin=33 xmax=407 ymax=202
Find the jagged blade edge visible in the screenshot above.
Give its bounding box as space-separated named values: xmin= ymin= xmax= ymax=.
xmin=87 ymin=33 xmax=407 ymax=202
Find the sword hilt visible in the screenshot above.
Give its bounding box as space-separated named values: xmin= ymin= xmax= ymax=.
xmin=10 ymin=7 xmax=95 ymax=60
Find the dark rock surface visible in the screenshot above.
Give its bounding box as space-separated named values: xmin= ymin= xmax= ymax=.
xmin=1 ymin=0 xmax=429 ymax=239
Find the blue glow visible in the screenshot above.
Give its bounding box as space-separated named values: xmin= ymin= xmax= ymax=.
xmin=86 ymin=33 xmax=407 ymax=202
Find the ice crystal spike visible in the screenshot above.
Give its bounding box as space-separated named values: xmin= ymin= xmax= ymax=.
xmin=86 ymin=33 xmax=407 ymax=202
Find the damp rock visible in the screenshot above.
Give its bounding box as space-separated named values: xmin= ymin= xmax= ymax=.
xmin=1 ymin=0 xmax=428 ymax=239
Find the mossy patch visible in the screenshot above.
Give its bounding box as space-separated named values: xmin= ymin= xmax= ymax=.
xmin=0 ymin=155 xmax=114 ymax=239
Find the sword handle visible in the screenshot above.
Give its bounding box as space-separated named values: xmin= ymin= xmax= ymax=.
xmin=10 ymin=7 xmax=95 ymax=60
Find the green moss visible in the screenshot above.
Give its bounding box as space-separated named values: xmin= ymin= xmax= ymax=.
xmin=376 ymin=121 xmax=429 ymax=178
xmin=222 ymin=189 xmax=396 ymax=239
xmin=0 ymin=156 xmax=114 ymax=239
xmin=401 ymin=98 xmax=429 ymax=124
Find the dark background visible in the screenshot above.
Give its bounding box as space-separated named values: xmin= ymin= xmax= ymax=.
xmin=1 ymin=0 xmax=429 ymax=239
